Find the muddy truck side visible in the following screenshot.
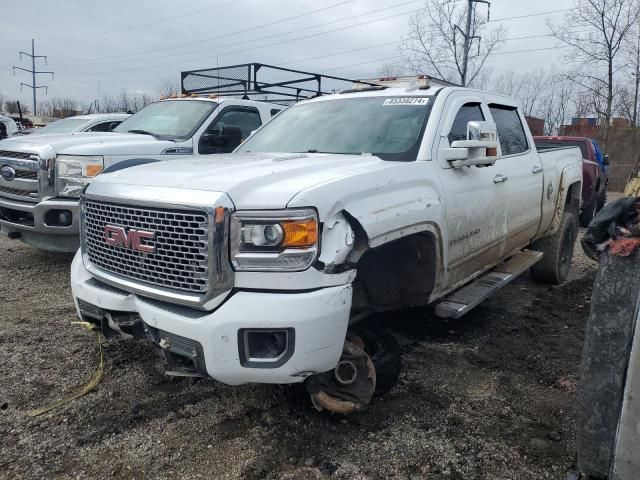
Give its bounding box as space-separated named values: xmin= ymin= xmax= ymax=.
xmin=70 ymin=78 xmax=582 ymax=413
xmin=0 ymin=97 xmax=277 ymax=252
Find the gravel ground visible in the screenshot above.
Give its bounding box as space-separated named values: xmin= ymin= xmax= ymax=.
xmin=0 ymin=230 xmax=598 ymax=480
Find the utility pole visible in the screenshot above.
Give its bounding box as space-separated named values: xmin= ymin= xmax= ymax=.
xmin=13 ymin=39 xmax=54 ymax=116
xmin=456 ymin=0 xmax=491 ymax=86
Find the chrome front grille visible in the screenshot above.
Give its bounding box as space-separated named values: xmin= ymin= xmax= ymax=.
xmin=0 ymin=185 xmax=39 ymax=198
xmin=14 ymin=170 xmax=37 ymax=180
xmin=83 ymin=200 xmax=210 ymax=293
xmin=0 ymin=151 xmax=40 ymax=202
xmin=0 ymin=150 xmax=36 ymax=160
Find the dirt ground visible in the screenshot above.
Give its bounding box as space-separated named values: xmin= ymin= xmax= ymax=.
xmin=0 ymin=229 xmax=599 ymax=480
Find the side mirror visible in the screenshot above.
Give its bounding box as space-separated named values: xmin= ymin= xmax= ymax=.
xmin=443 ymin=121 xmax=499 ymax=167
xmin=603 ymin=154 xmax=610 ymax=166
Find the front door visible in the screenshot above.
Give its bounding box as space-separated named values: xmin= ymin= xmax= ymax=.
xmin=437 ymin=97 xmax=509 ymax=286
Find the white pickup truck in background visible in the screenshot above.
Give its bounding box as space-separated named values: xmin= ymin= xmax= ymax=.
xmin=70 ymin=77 xmax=583 ymax=414
xmin=0 ymin=97 xmax=279 ymax=251
xmin=13 ymin=113 xmax=131 ymax=136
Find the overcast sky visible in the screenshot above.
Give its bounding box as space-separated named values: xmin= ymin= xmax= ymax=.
xmin=1 ymin=0 xmax=574 ymax=108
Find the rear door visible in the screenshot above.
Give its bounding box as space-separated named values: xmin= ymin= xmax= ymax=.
xmin=436 ymin=94 xmax=508 ymax=286
xmin=487 ymin=104 xmax=543 ymax=254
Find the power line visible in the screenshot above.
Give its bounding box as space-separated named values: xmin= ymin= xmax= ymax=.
xmin=54 ymin=0 xmax=415 ymax=66
xmin=50 ymin=0 xmax=246 ymax=40
xmin=488 ymin=9 xmax=571 ymax=23
xmin=282 ymin=30 xmax=589 ymax=69
xmin=56 ymin=4 xmax=573 ymax=75
xmin=12 ymin=39 xmax=54 ymax=115
xmin=58 ymin=5 xmax=426 ymax=76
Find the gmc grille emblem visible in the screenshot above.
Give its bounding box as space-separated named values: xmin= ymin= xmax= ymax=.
xmin=104 ymin=225 xmax=156 ymax=254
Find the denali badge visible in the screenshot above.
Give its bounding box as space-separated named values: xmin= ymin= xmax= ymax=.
xmin=0 ymin=165 xmax=16 ymax=182
xmin=104 ymin=225 xmax=156 ymax=253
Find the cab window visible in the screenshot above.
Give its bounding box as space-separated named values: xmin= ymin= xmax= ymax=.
xmin=199 ymin=107 xmax=262 ymax=154
xmin=208 ymin=107 xmax=261 ymax=139
xmin=88 ymin=121 xmax=121 ymax=132
xmin=489 ymin=105 xmax=529 ymax=155
xmin=448 ymin=103 xmax=484 ymax=144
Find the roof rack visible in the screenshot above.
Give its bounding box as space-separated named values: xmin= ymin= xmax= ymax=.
xmin=181 ymin=63 xmax=378 ymax=106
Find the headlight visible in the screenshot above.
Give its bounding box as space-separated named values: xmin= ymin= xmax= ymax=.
xmin=56 ymin=155 xmax=104 ymax=198
xmin=231 ymin=209 xmax=319 ymax=271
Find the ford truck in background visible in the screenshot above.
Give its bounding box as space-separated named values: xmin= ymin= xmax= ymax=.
xmin=0 ymin=97 xmax=278 ymax=252
xmin=534 ymin=136 xmax=609 ymax=226
xmin=71 ymin=77 xmax=583 ymax=414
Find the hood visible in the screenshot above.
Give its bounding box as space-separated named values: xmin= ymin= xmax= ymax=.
xmin=0 ymin=132 xmax=176 ymax=157
xmin=91 ymin=152 xmax=398 ymax=210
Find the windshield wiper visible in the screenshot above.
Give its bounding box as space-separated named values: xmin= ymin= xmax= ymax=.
xmin=127 ymin=129 xmax=158 ymax=138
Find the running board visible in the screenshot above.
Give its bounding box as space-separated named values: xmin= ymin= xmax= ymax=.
xmin=435 ymin=250 xmax=543 ymax=319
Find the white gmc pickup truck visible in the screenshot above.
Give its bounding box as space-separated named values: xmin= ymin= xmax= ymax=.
xmin=0 ymin=97 xmax=278 ymax=252
xmin=70 ymin=78 xmax=582 ymax=413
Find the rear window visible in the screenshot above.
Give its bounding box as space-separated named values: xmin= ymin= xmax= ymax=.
xmin=489 ymin=105 xmax=529 ymax=156
xmin=534 ymin=138 xmax=588 ymax=159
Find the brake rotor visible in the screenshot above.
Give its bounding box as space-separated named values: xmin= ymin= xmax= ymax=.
xmin=306 ymin=334 xmax=376 ymax=415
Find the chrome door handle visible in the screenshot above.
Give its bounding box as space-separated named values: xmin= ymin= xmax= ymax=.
xmin=493 ymin=174 xmax=508 ymax=184
xmin=532 ymin=165 xmax=543 ymax=174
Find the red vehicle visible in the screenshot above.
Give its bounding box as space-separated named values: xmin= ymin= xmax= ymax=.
xmin=534 ymin=136 xmax=609 ymax=226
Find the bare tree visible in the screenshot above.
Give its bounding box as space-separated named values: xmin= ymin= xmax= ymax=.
xmin=489 ymin=68 xmax=573 ymax=134
xmin=400 ymin=0 xmax=505 ymax=86
xmin=491 ymin=69 xmax=548 ymax=116
xmin=623 ymin=22 xmax=640 ymax=126
xmin=98 ymin=94 xmax=119 ymax=113
xmin=158 ymin=78 xmax=181 ymax=97
xmin=39 ymin=98 xmax=79 ymax=118
xmin=549 ymin=0 xmax=640 ymax=142
xmin=539 ymin=73 xmax=575 ymax=134
xmin=378 ymin=61 xmax=405 ymax=78
xmin=4 ymin=101 xmax=29 ymax=115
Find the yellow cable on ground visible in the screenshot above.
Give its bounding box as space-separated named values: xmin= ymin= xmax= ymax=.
xmin=27 ymin=322 xmax=104 ymax=417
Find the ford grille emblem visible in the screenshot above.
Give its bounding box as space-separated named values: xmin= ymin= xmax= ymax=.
xmin=0 ymin=165 xmax=16 ymax=182
xmin=104 ymin=225 xmax=156 ymax=254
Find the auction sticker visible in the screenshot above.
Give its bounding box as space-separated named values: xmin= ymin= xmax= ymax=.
xmin=383 ymin=97 xmax=429 ymax=106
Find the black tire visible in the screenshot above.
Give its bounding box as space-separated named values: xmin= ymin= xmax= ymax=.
xmin=596 ymin=188 xmax=607 ymax=211
xmin=355 ymin=329 xmax=401 ymax=396
xmin=530 ymin=211 xmax=577 ymax=285
xmin=579 ymin=196 xmax=598 ymax=227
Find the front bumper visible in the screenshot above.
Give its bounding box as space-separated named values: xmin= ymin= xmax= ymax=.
xmin=0 ymin=196 xmax=79 ymax=252
xmin=71 ymin=252 xmax=352 ymax=385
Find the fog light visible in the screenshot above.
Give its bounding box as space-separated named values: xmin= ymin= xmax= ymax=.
xmin=239 ymin=328 xmax=295 ymax=367
xmin=44 ymin=209 xmax=73 ymax=227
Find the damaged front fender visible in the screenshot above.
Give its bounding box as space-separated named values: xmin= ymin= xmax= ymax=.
xmin=319 ymin=211 xmax=358 ymax=272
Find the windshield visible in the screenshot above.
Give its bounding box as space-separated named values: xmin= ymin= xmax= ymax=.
xmin=534 ymin=139 xmax=588 ymax=159
xmin=238 ymin=96 xmax=432 ymax=161
xmin=114 ymin=100 xmax=217 ymax=140
xmin=38 ymin=118 xmax=89 ymax=134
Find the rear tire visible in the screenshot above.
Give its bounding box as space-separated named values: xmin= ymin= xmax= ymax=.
xmin=579 ymin=196 xmax=598 ymax=227
xmin=596 ymin=188 xmax=607 ymax=211
xmin=531 ymin=211 xmax=577 ymax=285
